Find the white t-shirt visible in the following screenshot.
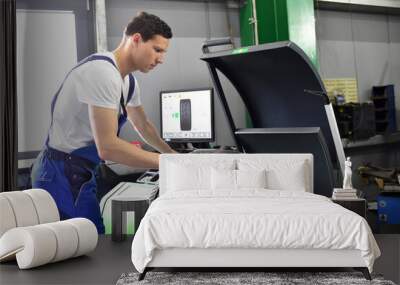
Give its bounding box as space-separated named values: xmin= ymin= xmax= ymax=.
xmin=48 ymin=52 xmax=141 ymax=153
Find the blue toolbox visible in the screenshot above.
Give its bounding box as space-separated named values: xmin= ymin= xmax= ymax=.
xmin=377 ymin=194 xmax=400 ymax=224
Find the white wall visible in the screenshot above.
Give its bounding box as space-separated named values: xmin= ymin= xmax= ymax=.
xmin=17 ymin=9 xmax=77 ymax=155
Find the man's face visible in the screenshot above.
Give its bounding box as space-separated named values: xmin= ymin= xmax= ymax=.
xmin=132 ymin=34 xmax=169 ymax=73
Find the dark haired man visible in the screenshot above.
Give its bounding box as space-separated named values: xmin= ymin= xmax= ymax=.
xmin=31 ymin=12 xmax=175 ymax=234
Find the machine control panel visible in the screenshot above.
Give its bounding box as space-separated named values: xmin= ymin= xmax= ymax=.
xmin=136 ymin=170 xmax=159 ymax=185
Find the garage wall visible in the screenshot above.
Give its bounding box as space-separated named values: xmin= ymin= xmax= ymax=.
xmin=316 ymin=9 xmax=400 ymax=129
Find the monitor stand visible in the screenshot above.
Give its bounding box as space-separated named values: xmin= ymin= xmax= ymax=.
xmin=167 ymin=142 xmax=210 ymax=152
xmin=191 ymin=142 xmax=210 ymax=149
xmin=167 ymin=142 xmax=187 ymax=151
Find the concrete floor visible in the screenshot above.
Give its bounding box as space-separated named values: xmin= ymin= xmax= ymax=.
xmin=0 ymin=235 xmax=133 ymax=285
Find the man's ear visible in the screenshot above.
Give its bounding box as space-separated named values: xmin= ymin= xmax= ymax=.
xmin=132 ymin=33 xmax=142 ymax=44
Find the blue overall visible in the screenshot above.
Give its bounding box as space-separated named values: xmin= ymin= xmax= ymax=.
xmin=31 ymin=55 xmax=135 ymax=234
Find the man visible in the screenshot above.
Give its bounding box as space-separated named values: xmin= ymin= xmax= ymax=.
xmin=31 ymin=12 xmax=175 ymax=234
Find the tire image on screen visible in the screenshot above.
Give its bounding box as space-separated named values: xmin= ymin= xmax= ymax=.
xmin=180 ymin=99 xmax=192 ymax=131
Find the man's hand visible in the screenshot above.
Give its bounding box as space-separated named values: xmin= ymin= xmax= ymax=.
xmin=127 ymin=105 xmax=175 ymax=153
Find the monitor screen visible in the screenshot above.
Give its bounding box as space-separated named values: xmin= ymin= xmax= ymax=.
xmin=160 ymin=88 xmax=214 ymax=142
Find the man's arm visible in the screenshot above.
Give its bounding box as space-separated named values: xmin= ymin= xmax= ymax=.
xmin=88 ymin=105 xmax=160 ymax=168
xmin=127 ymin=105 xmax=175 ymax=153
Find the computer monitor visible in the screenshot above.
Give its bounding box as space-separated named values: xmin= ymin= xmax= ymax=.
xmin=160 ymin=88 xmax=214 ymax=143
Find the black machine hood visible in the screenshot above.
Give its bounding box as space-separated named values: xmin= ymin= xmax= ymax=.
xmin=201 ymin=41 xmax=340 ymax=167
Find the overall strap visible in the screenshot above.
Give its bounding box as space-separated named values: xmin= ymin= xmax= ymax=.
xmin=46 ymin=55 xmax=117 ymax=147
xmin=117 ymin=74 xmax=136 ymax=136
xmin=120 ymin=74 xmax=136 ymax=118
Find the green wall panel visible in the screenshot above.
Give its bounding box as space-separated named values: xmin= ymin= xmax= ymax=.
xmin=240 ymin=0 xmax=318 ymax=67
xmin=257 ymin=0 xmax=289 ymax=43
xmin=286 ymin=0 xmax=318 ymax=67
xmin=240 ymin=0 xmax=255 ymax=47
